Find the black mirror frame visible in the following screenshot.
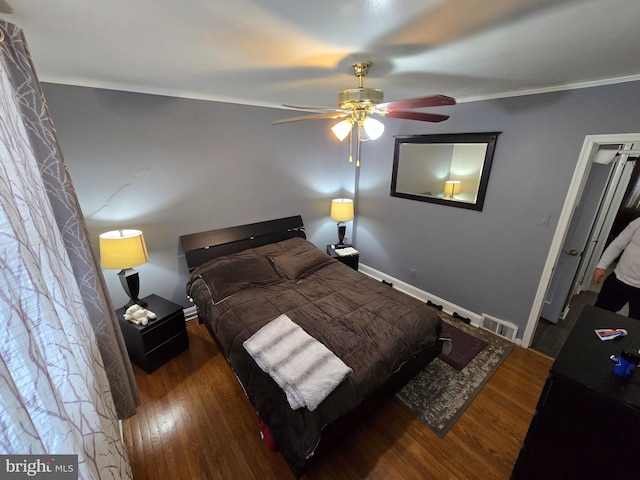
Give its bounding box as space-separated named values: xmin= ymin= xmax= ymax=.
xmin=390 ymin=132 xmax=500 ymax=211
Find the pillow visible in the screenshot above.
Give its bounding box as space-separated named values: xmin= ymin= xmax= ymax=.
xmin=198 ymin=255 xmax=282 ymax=303
xmin=269 ymin=244 xmax=334 ymax=280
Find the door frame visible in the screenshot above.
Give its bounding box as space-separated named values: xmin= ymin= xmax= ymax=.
xmin=523 ymin=133 xmax=640 ymax=347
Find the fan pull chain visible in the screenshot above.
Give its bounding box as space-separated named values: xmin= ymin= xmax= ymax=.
xmin=348 ymin=127 xmax=353 ymax=163
xmin=356 ymin=128 xmax=361 ymax=167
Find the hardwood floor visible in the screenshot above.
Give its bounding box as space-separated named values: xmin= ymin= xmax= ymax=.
xmin=123 ymin=320 xmax=553 ymax=480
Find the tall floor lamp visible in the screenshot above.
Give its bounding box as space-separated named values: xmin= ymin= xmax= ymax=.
xmin=99 ymin=229 xmax=148 ymax=309
xmin=330 ymin=198 xmax=354 ymax=245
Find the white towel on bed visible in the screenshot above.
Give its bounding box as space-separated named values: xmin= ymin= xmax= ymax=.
xmin=243 ymin=314 xmax=352 ymax=411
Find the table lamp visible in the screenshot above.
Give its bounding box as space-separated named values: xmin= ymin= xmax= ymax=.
xmin=330 ymin=198 xmax=354 ymax=245
xmin=444 ymin=180 xmax=461 ymax=198
xmin=99 ymin=229 xmax=148 ymax=308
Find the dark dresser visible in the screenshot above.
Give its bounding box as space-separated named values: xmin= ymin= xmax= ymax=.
xmin=511 ymin=305 xmax=640 ymax=479
xmin=116 ymin=294 xmax=189 ymax=374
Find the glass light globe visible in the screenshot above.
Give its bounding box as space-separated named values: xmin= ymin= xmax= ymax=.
xmin=331 ymin=118 xmax=353 ymax=141
xmin=363 ymin=117 xmax=384 ymax=140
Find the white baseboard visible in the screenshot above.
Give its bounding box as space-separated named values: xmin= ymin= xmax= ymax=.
xmin=358 ymin=263 xmax=482 ymax=327
xmin=358 ymin=264 xmax=481 ymax=327
xmin=358 ymin=263 xmax=521 ymax=345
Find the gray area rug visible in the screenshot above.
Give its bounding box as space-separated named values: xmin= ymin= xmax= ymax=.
xmin=395 ymin=314 xmax=514 ymax=437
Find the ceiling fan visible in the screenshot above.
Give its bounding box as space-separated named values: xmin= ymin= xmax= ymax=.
xmin=273 ymin=61 xmax=456 ymax=166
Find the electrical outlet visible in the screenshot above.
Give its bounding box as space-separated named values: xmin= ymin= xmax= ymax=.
xmin=410 ymin=268 xmax=416 ymax=278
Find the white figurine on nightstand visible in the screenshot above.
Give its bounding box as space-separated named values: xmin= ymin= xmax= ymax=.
xmin=124 ymin=304 xmax=156 ymax=326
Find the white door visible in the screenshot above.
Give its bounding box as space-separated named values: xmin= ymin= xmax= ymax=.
xmin=571 ymin=158 xmax=636 ymax=299
xmin=540 ymin=144 xmax=637 ymax=323
xmin=540 ymin=162 xmax=614 ymax=322
xmin=524 ymin=134 xmax=640 ymax=347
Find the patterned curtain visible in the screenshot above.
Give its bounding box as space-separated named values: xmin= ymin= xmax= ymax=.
xmin=0 ymin=20 xmax=136 ymax=477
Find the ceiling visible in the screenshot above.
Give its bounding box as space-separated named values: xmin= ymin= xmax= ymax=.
xmin=1 ymin=0 xmax=639 ymax=111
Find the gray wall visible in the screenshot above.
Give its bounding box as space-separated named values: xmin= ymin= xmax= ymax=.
xmin=43 ymin=80 xmax=640 ymax=337
xmin=42 ymin=85 xmax=354 ymax=308
xmin=354 ymin=81 xmax=640 ymax=334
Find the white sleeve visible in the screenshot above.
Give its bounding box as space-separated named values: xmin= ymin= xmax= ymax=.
xmin=596 ymin=218 xmax=640 ymax=269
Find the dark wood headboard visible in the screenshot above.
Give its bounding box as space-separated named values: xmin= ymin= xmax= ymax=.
xmin=180 ymin=215 xmax=306 ymax=271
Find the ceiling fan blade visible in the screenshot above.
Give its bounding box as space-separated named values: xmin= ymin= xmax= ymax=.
xmin=282 ymin=104 xmax=341 ymax=111
xmin=381 ymin=111 xmax=450 ymax=123
xmin=377 ymin=94 xmax=456 ymax=112
xmin=272 ymin=112 xmax=348 ymax=125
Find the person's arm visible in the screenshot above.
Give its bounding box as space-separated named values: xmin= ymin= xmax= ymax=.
xmin=592 ymin=219 xmax=640 ymax=283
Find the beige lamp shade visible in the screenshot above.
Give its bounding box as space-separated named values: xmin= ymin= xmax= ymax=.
xmin=330 ymin=198 xmax=354 ymax=222
xmin=99 ymin=229 xmax=148 ymax=270
xmin=444 ymin=180 xmax=462 ymax=197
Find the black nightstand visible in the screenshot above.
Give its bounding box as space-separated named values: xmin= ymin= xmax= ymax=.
xmin=116 ymin=294 xmax=189 ymax=374
xmin=326 ymin=244 xmax=359 ymax=271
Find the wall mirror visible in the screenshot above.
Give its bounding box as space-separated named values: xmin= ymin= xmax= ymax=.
xmin=390 ymin=132 xmax=500 ymax=211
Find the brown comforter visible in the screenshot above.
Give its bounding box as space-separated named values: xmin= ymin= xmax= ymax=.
xmin=186 ymin=237 xmax=441 ymax=471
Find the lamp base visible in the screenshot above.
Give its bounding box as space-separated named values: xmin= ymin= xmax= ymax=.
xmin=337 ymin=224 xmax=346 ymax=245
xmin=118 ymin=268 xmax=147 ymax=309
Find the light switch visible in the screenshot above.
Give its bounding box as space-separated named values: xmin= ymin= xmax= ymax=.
xmin=538 ymin=214 xmax=551 ymax=227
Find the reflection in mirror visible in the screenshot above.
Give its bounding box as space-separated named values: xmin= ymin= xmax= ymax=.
xmin=391 ymin=132 xmax=500 ymax=211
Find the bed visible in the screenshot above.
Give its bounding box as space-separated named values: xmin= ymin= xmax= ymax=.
xmin=180 ymin=216 xmax=443 ymax=477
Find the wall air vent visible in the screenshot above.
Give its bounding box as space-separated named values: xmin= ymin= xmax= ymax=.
xmin=183 ymin=305 xmax=198 ymax=321
xmin=480 ymin=314 xmax=518 ymax=342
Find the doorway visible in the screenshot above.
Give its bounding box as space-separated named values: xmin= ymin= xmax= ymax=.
xmin=523 ymin=134 xmax=640 ymax=353
xmin=532 ymin=150 xmax=639 ymax=357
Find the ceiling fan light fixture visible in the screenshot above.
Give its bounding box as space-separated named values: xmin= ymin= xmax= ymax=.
xmin=274 ymin=61 xmax=454 ymax=166
xmin=331 ymin=118 xmax=353 ymax=142
xmin=363 ymin=116 xmax=384 ymax=140
xmin=357 ymin=124 xmax=370 ymax=142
